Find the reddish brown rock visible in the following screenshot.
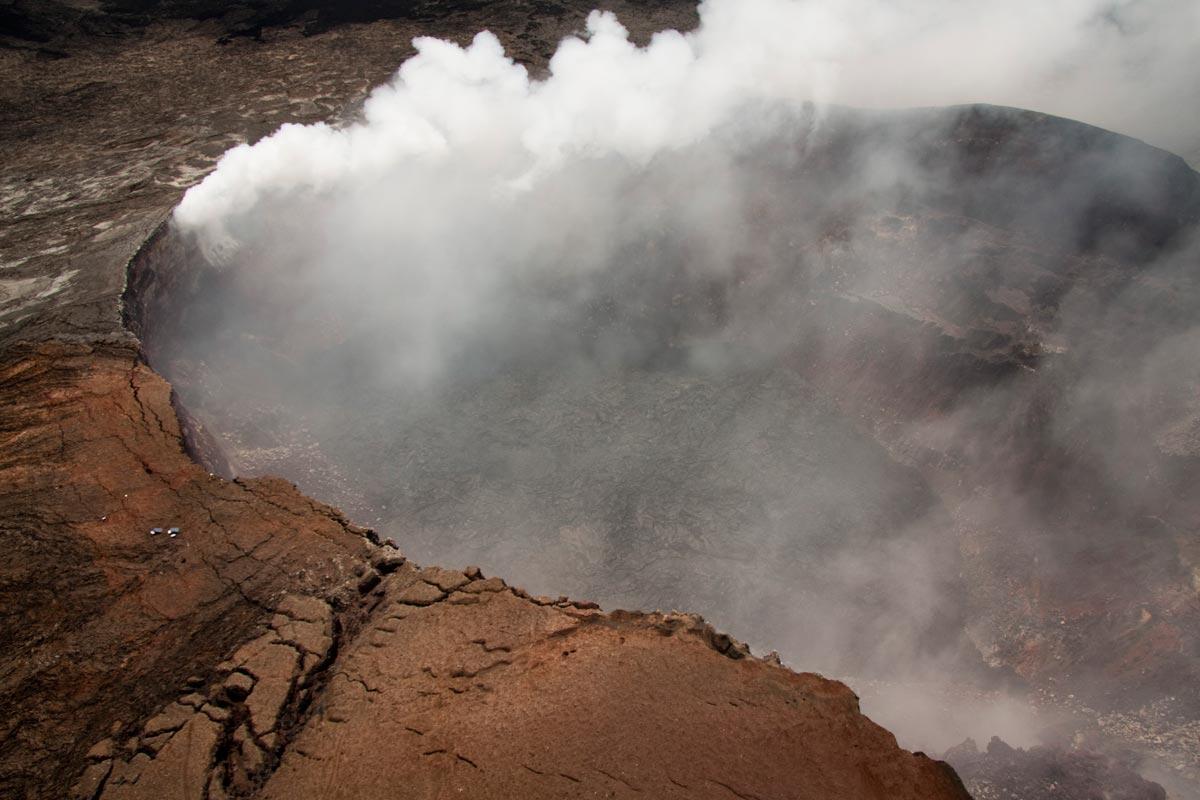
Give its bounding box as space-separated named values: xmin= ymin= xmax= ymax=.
xmin=418 ymin=566 xmax=471 ymax=593
xmin=71 ymin=760 xmax=112 ymax=800
xmin=0 ymin=343 xmax=375 ymax=797
xmin=86 ymin=561 xmax=969 ymax=800
xmin=395 ymin=580 xmax=447 ymax=607
xmin=462 ymin=576 xmax=507 ymax=593
xmin=263 ymin=587 xmax=968 ymax=800
xmin=102 ymin=714 xmax=219 ymax=800
xmin=222 ymin=672 xmax=255 ymax=701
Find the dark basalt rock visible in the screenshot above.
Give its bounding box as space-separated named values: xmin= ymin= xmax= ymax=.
xmin=946 ymin=737 xmax=1168 ymax=800
xmin=2 ymin=0 xmax=565 ymax=46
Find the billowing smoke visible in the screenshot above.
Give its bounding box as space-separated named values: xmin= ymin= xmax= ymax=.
xmin=175 ymin=0 xmax=1200 ymax=248
xmin=781 ymin=0 xmax=1200 ymax=162
xmin=154 ymin=0 xmax=1200 ymax=792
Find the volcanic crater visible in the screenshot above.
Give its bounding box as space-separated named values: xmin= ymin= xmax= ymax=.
xmin=4 ymin=2 xmax=1200 ymax=798
xmin=128 ymin=101 xmax=1200 ymax=722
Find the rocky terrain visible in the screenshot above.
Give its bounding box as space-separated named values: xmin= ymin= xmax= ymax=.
xmin=0 ymin=343 xmax=972 ymax=800
xmin=946 ymin=737 xmax=1167 ymax=800
xmin=133 ymin=91 xmax=1200 ymax=783
xmin=2 ymin=1 xmax=1198 ymax=799
xmin=83 ymin=561 xmax=970 ymax=800
xmin=0 ymin=342 xmax=967 ymax=800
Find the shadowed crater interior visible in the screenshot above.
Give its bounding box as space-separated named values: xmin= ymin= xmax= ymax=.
xmin=124 ymin=103 xmax=1200 ymax=691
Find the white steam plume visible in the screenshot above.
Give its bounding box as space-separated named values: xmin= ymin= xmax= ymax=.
xmin=177 ymin=1 xmax=837 ymax=250
xmin=177 ymin=0 xmax=1199 ymax=247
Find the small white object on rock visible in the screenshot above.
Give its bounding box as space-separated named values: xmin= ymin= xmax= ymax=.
xmin=150 ymin=527 xmax=163 ymax=536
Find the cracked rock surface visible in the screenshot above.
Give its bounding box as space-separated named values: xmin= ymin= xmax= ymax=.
xmin=0 ymin=341 xmax=375 ymax=797
xmin=83 ymin=568 xmax=970 ymax=800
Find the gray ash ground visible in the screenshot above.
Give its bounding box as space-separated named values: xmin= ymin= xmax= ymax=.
xmin=947 ymin=736 xmax=1166 ymax=800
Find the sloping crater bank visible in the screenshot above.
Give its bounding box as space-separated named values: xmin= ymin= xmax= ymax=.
xmin=126 ymin=102 xmax=1200 ymax=701
xmin=0 ymin=3 xmax=996 ymax=797
xmin=121 ymin=101 xmax=1200 ymax=796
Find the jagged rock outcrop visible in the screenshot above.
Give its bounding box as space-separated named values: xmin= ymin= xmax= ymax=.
xmin=0 ymin=341 xmax=376 ymax=797
xmin=80 ymin=560 xmax=970 ymax=800
xmin=0 ymin=215 xmax=970 ymax=800
xmin=946 ymin=737 xmax=1167 ymax=800
xmin=0 ymin=341 xmax=969 ymax=800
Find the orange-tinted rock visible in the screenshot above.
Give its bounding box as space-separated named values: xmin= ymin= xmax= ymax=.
xmin=88 ymin=562 xmax=968 ymax=800
xmin=265 ymin=586 xmax=969 ymax=799
xmin=101 ymin=715 xmax=219 ymax=800
xmin=0 ymin=343 xmax=374 ymax=796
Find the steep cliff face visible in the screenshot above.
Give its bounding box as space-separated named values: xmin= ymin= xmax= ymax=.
xmin=0 ymin=342 xmax=376 ymax=796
